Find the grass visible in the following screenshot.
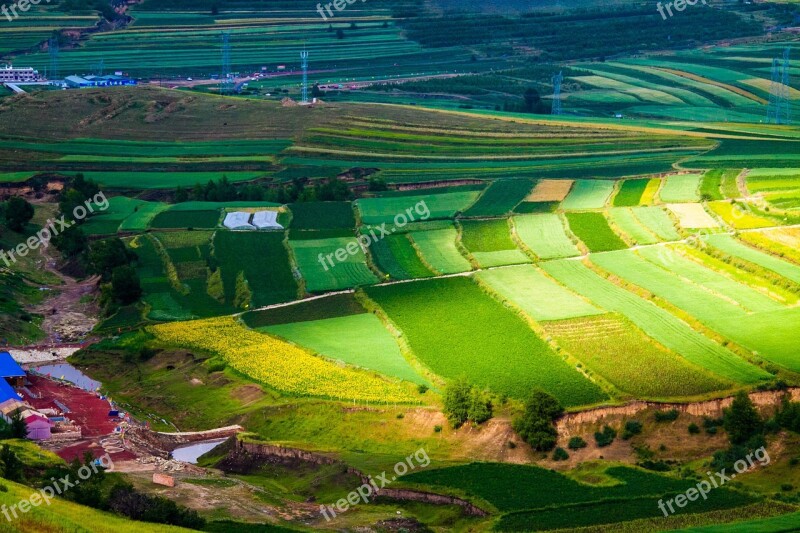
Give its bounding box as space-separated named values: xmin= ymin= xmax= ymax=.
xmin=659 ymin=173 xmax=703 ymax=203
xmin=565 ymin=212 xmax=628 ymax=252
xmin=242 ymin=294 xmax=366 ymax=328
xmin=356 ymin=191 xmax=480 ymax=225
xmin=613 ymin=179 xmax=650 ymax=207
xmin=561 ymin=180 xmax=617 ymax=210
xmin=476 ymin=265 xmax=604 ymax=322
xmin=367 ymin=277 xmax=607 ymax=405
xmin=288 ymin=202 xmax=355 ymax=230
xmin=409 ymin=228 xmax=473 ymax=275
xmin=460 ymin=219 xmax=530 ymax=268
xmin=513 ymin=214 xmax=581 ymax=260
xmin=706 ymin=234 xmax=800 ymax=285
xmin=541 ymin=259 xmax=769 ymax=384
xmin=700 ymin=169 xmax=725 ymax=200
xmin=463 ymin=179 xmax=535 ymax=217
xmin=290 ymin=237 xmax=379 ymax=293
xmin=545 ymin=314 xmax=730 ymax=398
xmin=370 ymin=234 xmax=435 ymax=280
xmin=608 ymin=208 xmax=660 ymax=245
xmin=262 ymin=314 xmax=427 ymax=385
xmin=721 ymin=169 xmax=743 ymax=199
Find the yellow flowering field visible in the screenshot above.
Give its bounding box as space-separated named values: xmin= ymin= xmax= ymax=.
xmin=149 ymin=317 xmax=419 ymax=403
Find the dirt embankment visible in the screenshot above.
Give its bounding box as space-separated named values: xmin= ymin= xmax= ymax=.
xmin=219 ymin=438 xmax=488 ymax=517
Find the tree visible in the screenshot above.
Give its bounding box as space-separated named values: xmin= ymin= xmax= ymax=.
xmin=233 ymin=271 xmax=252 ymax=309
xmin=523 ymin=87 xmax=542 ymax=113
xmin=174 ymin=186 xmax=188 ymax=203
xmin=9 ymin=409 xmax=26 ymax=439
xmin=443 ymin=378 xmax=472 ymax=428
xmin=4 ymin=197 xmax=34 ymax=232
xmin=89 ymin=238 xmax=136 ymax=280
xmin=0 ymin=444 xmax=23 ymax=482
xmin=468 ymin=388 xmax=493 ymax=425
xmin=723 ymin=391 xmax=763 ymax=445
xmin=312 ymin=83 xmax=323 ymax=98
xmin=513 ymin=390 xmax=563 ymax=451
xmin=52 ymin=225 xmax=88 ymax=259
xmin=111 ymin=266 xmax=142 ymax=305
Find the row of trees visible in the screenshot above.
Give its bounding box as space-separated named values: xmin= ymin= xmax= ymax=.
xmin=175 ymin=176 xmax=354 ymax=204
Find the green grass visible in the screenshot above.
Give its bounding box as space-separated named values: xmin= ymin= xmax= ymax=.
xmin=668 ymin=511 xmax=800 ymax=532
xmin=631 ymin=206 xmax=682 ymax=241
xmin=561 ymin=180 xmax=617 ymax=210
xmin=476 ymin=265 xmax=604 ymax=322
xmin=706 ymin=234 xmax=800 ymax=285
xmin=263 ymin=314 xmax=427 ymax=385
xmin=241 ymin=293 xmax=365 ymax=328
xmin=541 ymin=259 xmax=769 ymax=384
xmin=566 ymin=212 xmax=628 ymax=252
xmin=545 ymin=314 xmax=730 ymax=398
xmin=367 ymin=277 xmax=607 ymax=405
xmin=290 ymin=237 xmax=379 ymax=292
xmin=721 ymin=169 xmax=743 ymax=199
xmin=513 ymin=214 xmax=581 ymax=260
xmin=150 ymin=209 xmax=221 ymax=229
xmin=460 ymin=219 xmax=530 ymax=268
xmin=356 ymin=191 xmax=480 ymax=225
xmin=370 ymin=234 xmax=435 ymax=280
xmin=613 ymin=179 xmax=650 ymax=207
xmin=700 ymin=169 xmax=725 ymax=201
xmin=409 ymin=228 xmax=473 ymax=275
xmin=213 ymin=231 xmax=298 ymax=308
xmin=288 ymin=202 xmax=355 ymax=230
xmin=608 ymin=207 xmax=660 ymax=245
xmin=659 ymin=173 xmax=703 ymax=203
xmin=463 ymin=179 xmax=535 ymax=217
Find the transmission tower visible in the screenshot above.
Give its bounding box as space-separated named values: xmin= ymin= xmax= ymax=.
xmin=93 ymin=58 xmax=104 ymax=77
xmin=767 ymin=48 xmax=791 ymax=125
xmin=551 ymin=71 xmax=563 ymax=116
xmin=221 ymin=31 xmax=232 ymax=95
xmin=300 ymin=48 xmax=309 ymax=104
xmin=48 ymin=37 xmax=59 ymax=81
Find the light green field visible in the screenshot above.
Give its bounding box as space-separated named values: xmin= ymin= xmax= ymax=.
xmin=290 ymin=238 xmax=379 ymax=292
xmin=608 ymin=207 xmax=660 ymax=245
xmin=659 ymin=173 xmax=703 ymax=203
xmin=409 ymin=228 xmax=473 ymax=274
xmin=476 ymin=265 xmax=604 ymax=322
xmin=262 ymin=314 xmax=427 ymax=385
xmin=356 ymin=191 xmax=480 ymax=225
xmin=513 ymin=214 xmax=581 ymax=260
xmin=461 ymin=219 xmax=531 ymax=268
xmin=706 ymin=234 xmax=800 ymax=285
xmin=560 ymin=180 xmax=617 ymax=210
xmin=541 ymin=259 xmax=769 ymax=384
xmin=630 ymin=206 xmax=681 ymax=241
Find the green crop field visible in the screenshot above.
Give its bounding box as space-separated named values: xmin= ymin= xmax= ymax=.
xmin=290 ymin=237 xmax=379 ymax=292
xmin=463 ymin=179 xmax=535 ymax=217
xmin=659 ymin=174 xmax=703 ymax=203
xmin=367 ymin=277 xmax=607 ymax=405
xmin=631 ymin=206 xmax=682 ymax=241
xmin=700 ymin=170 xmax=725 ymax=201
xmin=566 ymin=212 xmax=628 ymax=252
xmin=613 ymin=179 xmax=650 ymax=207
xmin=409 ymin=227 xmax=473 ymax=275
xmin=545 ymin=314 xmax=730 ymax=398
xmin=241 ymin=293 xmax=366 ymax=328
xmin=513 ymin=214 xmax=581 ymax=260
xmin=608 ymin=207 xmax=660 ymax=245
xmin=460 ymin=219 xmax=530 ymax=268
xmin=356 ymin=191 xmax=480 ymax=225
xmin=561 ymin=180 xmax=617 ymax=210
xmin=150 ymin=209 xmax=221 ymax=229
xmin=289 ymin=202 xmax=355 ymax=230
xmin=370 ymin=234 xmax=435 ymax=280
xmin=542 ymin=259 xmax=769 ymax=384
xmin=706 ymin=234 xmax=800 ymax=285
xmin=476 ymin=265 xmax=604 ymax=322
xmin=262 ymin=314 xmax=427 ymax=385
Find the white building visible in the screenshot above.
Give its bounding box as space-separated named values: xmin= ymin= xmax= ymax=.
xmin=252 ymin=210 xmax=283 ymax=230
xmin=0 ymin=65 xmax=41 ymax=83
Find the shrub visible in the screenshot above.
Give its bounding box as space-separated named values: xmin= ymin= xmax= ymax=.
xmin=567 ymin=436 xmax=587 ymax=450
xmin=723 ymin=391 xmax=763 ymax=445
xmin=552 ymin=447 xmax=569 ymax=461
xmin=434 ymin=425 xmax=442 ymax=433
xmin=622 ymin=420 xmax=642 ymax=440
xmin=654 ymin=409 xmax=679 ymax=422
xmin=443 ymin=378 xmax=494 ymax=428
xmin=688 ymin=423 xmax=701 ymax=435
xmin=595 ymin=426 xmax=617 ymax=447
xmin=418 ymin=384 xmax=429 ymax=394
xmin=782 ymin=484 xmax=794 ymax=492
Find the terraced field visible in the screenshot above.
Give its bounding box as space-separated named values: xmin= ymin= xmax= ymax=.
xmin=565 ymin=212 xmax=628 ymax=252
xmin=659 ymin=173 xmax=703 ymax=203
xmin=463 ymin=179 xmax=535 ymax=217
xmin=290 ymin=237 xmax=379 ymax=292
xmin=460 ymin=219 xmax=530 ymax=268
xmin=408 ymin=227 xmax=473 ymax=274
xmin=513 ymin=214 xmax=581 ymax=260
xmin=560 ymin=180 xmax=616 ymax=210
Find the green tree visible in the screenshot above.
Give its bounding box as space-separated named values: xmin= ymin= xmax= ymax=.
xmin=467 ymin=388 xmax=493 ymax=425
xmin=52 ymin=225 xmax=88 ymax=258
xmin=89 ymin=238 xmax=136 ymax=280
xmin=4 ymin=197 xmax=34 ymax=232
xmin=443 ymin=378 xmax=472 ymax=428
xmin=0 ymin=444 xmax=23 ymax=482
xmin=513 ymin=390 xmax=563 ymax=452
xmin=207 ymin=268 xmax=225 ymax=302
xmin=233 ymin=271 xmax=252 ymax=309
xmin=9 ymin=409 xmax=26 ymax=439
xmin=111 ymin=266 xmax=142 ymax=305
xmin=724 ymin=391 xmax=763 ymax=445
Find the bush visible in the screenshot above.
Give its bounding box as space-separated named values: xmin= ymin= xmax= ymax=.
xmin=552 ymin=447 xmax=569 ymax=461
xmin=418 ymin=384 xmax=429 ymax=394
xmin=443 ymin=378 xmax=493 ymax=428
xmin=781 ymin=484 xmax=794 ymax=492
xmin=654 ymin=409 xmax=680 ymax=422
xmin=723 ymin=391 xmax=763 ymax=445
xmin=513 ymin=390 xmax=563 ymax=452
xmin=595 ymin=425 xmax=617 ymax=448
xmin=567 ymin=436 xmax=587 ymax=450
xmin=622 ymin=420 xmax=642 ymax=440
xmin=688 ymin=423 xmax=701 ymax=435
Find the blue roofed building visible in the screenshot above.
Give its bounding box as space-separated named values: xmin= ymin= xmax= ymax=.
xmin=0 ymin=352 xmax=25 ymax=387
